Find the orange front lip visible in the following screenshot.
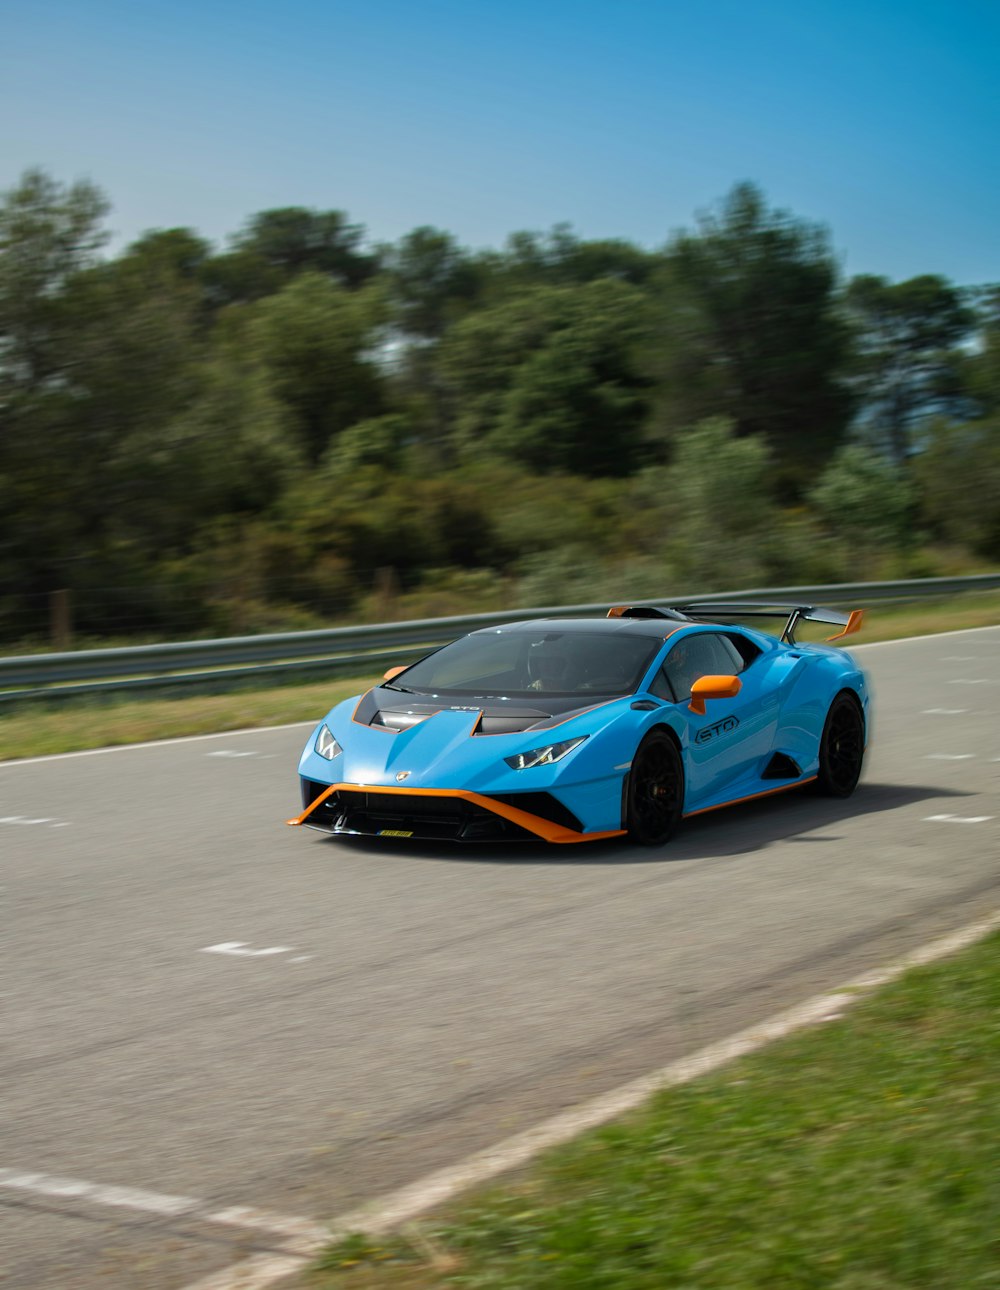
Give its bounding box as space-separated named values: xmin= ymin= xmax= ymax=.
xmin=286 ymin=783 xmax=624 ymax=845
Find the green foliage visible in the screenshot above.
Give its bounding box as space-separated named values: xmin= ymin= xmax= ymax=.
xmin=439 ymin=278 xmax=651 ymax=476
xmin=247 ymin=272 xmax=388 ymax=463
xmin=659 ymin=417 xmax=774 ymax=585
xmin=230 ymin=205 xmax=378 ymax=287
xmin=845 ymin=273 xmax=975 ymax=463
xmin=382 ymin=226 xmax=486 ymax=339
xmin=963 ymin=285 xmax=1000 ymax=414
xmin=808 ymin=444 xmax=915 ymax=573
xmin=648 ymin=183 xmax=853 ymax=494
xmin=323 ymin=414 xmax=416 ymax=473
xmin=914 ymin=418 xmax=1000 ymax=558
xmin=0 ymin=168 xmax=109 ymax=390
xmin=1 ymin=168 xmax=996 ymax=646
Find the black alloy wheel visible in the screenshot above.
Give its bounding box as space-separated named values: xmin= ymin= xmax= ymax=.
xmin=626 ymin=730 xmax=684 ymax=846
xmin=816 ymin=692 xmax=865 ymax=798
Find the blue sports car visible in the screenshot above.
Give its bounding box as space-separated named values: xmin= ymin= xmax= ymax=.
xmin=287 ymin=601 xmax=869 ymax=846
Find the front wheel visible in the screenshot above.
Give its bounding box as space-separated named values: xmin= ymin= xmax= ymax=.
xmin=626 ymin=731 xmax=684 ymax=846
xmin=816 ymin=693 xmax=865 ymax=798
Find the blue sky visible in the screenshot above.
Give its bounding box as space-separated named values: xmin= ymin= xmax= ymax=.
xmin=3 ymin=0 xmax=998 ymax=284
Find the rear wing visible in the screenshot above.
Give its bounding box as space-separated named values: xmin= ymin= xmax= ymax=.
xmin=609 ymin=601 xmax=863 ymax=645
xmin=673 ymin=602 xmax=863 ymax=645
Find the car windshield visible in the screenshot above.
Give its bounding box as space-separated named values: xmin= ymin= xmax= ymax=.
xmin=390 ymin=630 xmax=661 ymax=698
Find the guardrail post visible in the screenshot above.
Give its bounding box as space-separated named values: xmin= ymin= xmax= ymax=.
xmin=50 ymin=589 xmax=73 ymax=651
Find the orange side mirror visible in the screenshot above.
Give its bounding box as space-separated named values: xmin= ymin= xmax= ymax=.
xmin=383 ymin=665 xmax=407 ymax=682
xmin=689 ymin=674 xmax=742 ymax=716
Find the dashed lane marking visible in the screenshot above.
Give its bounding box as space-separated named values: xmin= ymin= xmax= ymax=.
xmin=924 ymin=813 xmax=994 ymax=824
xmin=0 ymin=816 xmax=71 ymax=828
xmin=925 ymin=753 xmax=976 ymax=760
xmin=922 ymin=708 xmax=968 ymax=714
xmin=201 ymin=942 xmax=297 ymax=958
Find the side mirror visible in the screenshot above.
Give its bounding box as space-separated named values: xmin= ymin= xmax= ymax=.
xmin=688 ymin=674 xmax=741 ymax=716
xmin=383 ymin=665 xmax=407 ymax=682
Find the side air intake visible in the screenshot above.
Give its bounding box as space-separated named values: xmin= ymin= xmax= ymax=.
xmin=761 ymin=752 xmax=803 ymax=780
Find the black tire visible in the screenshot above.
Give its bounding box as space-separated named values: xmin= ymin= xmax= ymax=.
xmin=626 ymin=730 xmax=684 ymax=846
xmin=816 ymin=692 xmax=865 ymax=798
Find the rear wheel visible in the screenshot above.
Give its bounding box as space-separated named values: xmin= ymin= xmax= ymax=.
xmin=816 ymin=692 xmax=865 ymax=797
xmin=626 ymin=731 xmax=684 ymax=846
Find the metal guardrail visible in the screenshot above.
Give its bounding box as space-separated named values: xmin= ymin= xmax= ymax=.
xmin=2 ymin=575 xmax=999 ymax=704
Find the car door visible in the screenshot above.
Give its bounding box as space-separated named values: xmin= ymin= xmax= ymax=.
xmin=650 ymin=631 xmax=778 ymax=809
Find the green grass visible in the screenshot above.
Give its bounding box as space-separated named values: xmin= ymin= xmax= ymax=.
xmin=308 ymin=930 xmax=1000 ymax=1289
xmin=2 ymin=589 xmax=997 ymax=762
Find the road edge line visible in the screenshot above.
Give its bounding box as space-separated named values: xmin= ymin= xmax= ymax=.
xmin=181 ymin=906 xmax=1000 ymax=1290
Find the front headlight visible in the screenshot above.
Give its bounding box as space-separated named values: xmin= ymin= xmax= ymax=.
xmin=504 ymin=735 xmax=587 ymax=771
xmin=315 ymin=724 xmax=343 ymax=761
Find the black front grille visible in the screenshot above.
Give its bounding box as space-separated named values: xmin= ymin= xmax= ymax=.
xmin=301 ymin=782 xmax=536 ymax=842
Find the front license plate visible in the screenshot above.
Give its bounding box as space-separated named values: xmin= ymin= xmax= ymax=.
xmin=378 ymin=829 xmax=414 ymax=837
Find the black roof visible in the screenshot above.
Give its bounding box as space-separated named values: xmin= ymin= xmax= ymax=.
xmin=472 ymin=616 xmax=687 ymax=640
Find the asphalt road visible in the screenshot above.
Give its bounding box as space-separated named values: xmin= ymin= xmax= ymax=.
xmin=2 ymin=627 xmax=998 ymax=1289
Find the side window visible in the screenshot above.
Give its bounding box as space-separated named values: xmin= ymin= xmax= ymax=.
xmin=658 ymin=633 xmax=743 ymax=702
xmin=724 ymin=632 xmax=761 ymax=669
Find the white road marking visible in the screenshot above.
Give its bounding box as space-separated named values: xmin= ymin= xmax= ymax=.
xmin=0 ymin=816 xmax=70 ymax=828
xmin=201 ymin=943 xmax=296 ymax=958
xmin=924 ymin=814 xmax=994 ymax=824
xmin=925 ymin=753 xmax=975 ymax=760
xmin=0 ymin=1169 xmax=199 ymax=1217
xmin=0 ymin=1169 xmax=326 ymax=1247
xmin=948 ymin=678 xmax=999 ymax=685
xmin=180 ymin=908 xmax=1000 ymax=1290
xmin=0 ymin=722 xmax=315 ymax=766
xmin=206 ymin=750 xmax=260 ymax=758
xmin=942 ymin=655 xmax=978 ymax=661
xmin=922 ymin=708 xmax=968 ymax=715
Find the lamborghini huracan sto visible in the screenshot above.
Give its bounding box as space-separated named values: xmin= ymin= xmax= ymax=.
xmin=287 ymin=601 xmax=869 ymax=847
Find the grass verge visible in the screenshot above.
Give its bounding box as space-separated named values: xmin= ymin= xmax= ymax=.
xmin=308 ymin=929 xmax=1000 ymax=1289
xmin=2 ymin=590 xmax=998 ymax=762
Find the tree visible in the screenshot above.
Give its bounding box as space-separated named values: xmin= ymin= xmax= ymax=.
xmin=661 ymin=417 xmax=774 ymax=585
xmin=914 ymin=417 xmax=1000 ymax=558
xmin=437 ymin=279 xmax=651 ymax=476
xmin=230 ymin=206 xmax=377 ymax=288
xmin=0 ymin=168 xmax=109 ymax=393
xmin=0 ymin=170 xmax=112 ymax=606
xmin=808 ymin=444 xmax=914 ymax=573
xmin=962 ymin=285 xmax=1000 ymax=416
xmin=648 ymin=183 xmax=853 ymax=492
xmin=248 ymin=273 xmax=387 ymax=463
xmin=383 ymin=226 xmax=485 ymax=340
xmin=845 ymin=273 xmax=974 ymax=463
